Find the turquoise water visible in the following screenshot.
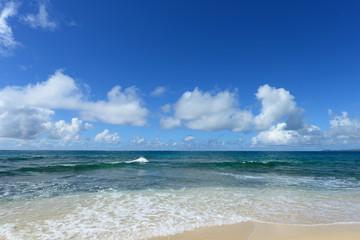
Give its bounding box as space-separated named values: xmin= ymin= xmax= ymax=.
xmin=1 ymin=151 xmax=360 ymax=239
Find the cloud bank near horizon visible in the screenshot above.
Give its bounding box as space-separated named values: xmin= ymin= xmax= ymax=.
xmin=0 ymin=69 xmax=360 ymax=149
xmin=0 ymin=70 xmax=148 ymax=141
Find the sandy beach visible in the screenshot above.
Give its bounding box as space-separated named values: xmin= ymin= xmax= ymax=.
xmin=1 ymin=151 xmax=360 ymax=239
xmin=150 ymin=222 xmax=360 ymax=240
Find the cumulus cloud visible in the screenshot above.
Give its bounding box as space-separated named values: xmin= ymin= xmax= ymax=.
xmin=0 ymin=1 xmax=18 ymax=55
xmin=0 ymin=107 xmax=92 ymax=141
xmin=0 ymin=70 xmax=148 ymax=141
xmin=151 ymin=86 xmax=167 ymax=96
xmin=94 ymin=129 xmax=121 ymax=143
xmin=251 ymin=111 xmax=360 ymax=147
xmin=0 ymin=106 xmax=53 ymax=139
xmin=160 ymin=88 xmax=253 ymax=132
xmin=23 ymin=3 xmax=57 ymax=30
xmin=327 ymin=111 xmax=360 ymax=139
xmin=251 ymin=122 xmax=321 ymax=146
xmin=254 ymin=85 xmax=304 ymax=131
xmin=0 ymin=70 xmax=82 ymax=109
xmin=49 ymin=118 xmax=92 ymax=141
xmin=80 ymin=86 xmax=148 ymax=126
xmin=184 ymin=135 xmax=195 ymax=142
xmin=160 ymin=85 xmax=306 ymax=133
xmin=0 ymin=70 xmax=148 ymax=127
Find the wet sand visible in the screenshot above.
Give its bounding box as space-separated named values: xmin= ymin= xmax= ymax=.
xmin=150 ymin=221 xmax=360 ymax=240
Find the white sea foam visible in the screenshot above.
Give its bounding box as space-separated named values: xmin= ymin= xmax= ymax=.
xmin=0 ymin=187 xmax=359 ymax=240
xmin=216 ymin=172 xmax=265 ymax=179
xmin=215 ymin=172 xmax=360 ymax=189
xmin=125 ymin=157 xmax=149 ymax=163
xmin=61 ymin=164 xmax=76 ymax=167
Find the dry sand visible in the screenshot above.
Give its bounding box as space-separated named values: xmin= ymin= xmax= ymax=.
xmin=149 ymin=221 xmax=360 ymax=240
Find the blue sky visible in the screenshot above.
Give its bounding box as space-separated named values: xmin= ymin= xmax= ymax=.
xmin=0 ymin=0 xmax=360 ymax=150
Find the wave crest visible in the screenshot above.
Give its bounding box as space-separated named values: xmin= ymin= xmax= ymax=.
xmin=125 ymin=157 xmax=149 ymax=164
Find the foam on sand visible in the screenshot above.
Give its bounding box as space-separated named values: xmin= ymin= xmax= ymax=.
xmin=1 ymin=187 xmax=360 ymax=239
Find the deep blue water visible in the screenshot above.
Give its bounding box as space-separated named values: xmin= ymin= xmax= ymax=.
xmin=1 ymin=151 xmax=359 ymax=201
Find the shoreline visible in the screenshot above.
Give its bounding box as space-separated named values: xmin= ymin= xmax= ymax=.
xmin=149 ymin=221 xmax=360 ymax=240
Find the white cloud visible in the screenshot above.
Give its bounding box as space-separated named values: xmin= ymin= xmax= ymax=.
xmin=161 ymin=103 xmax=171 ymax=113
xmin=0 ymin=1 xmax=18 ymax=55
xmin=94 ymin=129 xmax=121 ymax=143
xmin=23 ymin=3 xmax=57 ymax=30
xmin=130 ymin=135 xmax=145 ymax=145
xmin=0 ymin=106 xmax=53 ymax=139
xmin=160 ymin=85 xmax=305 ymax=133
xmin=184 ymin=135 xmax=195 ymax=142
xmin=254 ymin=85 xmax=304 ymax=131
xmin=327 ymin=111 xmax=360 ymax=139
xmin=252 ymin=123 xmax=297 ymax=146
xmin=0 ymin=70 xmax=82 ymax=109
xmin=251 ymin=122 xmax=321 ymax=146
xmin=0 ymin=70 xmax=149 ymax=127
xmin=80 ymin=86 xmax=148 ymax=126
xmin=160 ymin=116 xmax=181 ymax=129
xmin=160 ymin=87 xmax=253 ymax=132
xmin=151 ymin=86 xmax=167 ymax=96
xmin=128 ymin=136 xmax=174 ymax=149
xmin=49 ymin=118 xmax=92 ymax=141
xmin=251 ymin=111 xmax=360 ymax=147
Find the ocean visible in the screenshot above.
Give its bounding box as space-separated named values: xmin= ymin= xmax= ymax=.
xmin=0 ymin=151 xmax=359 ymax=239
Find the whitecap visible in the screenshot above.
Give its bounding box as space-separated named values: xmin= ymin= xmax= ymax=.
xmin=125 ymin=157 xmax=149 ymax=164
